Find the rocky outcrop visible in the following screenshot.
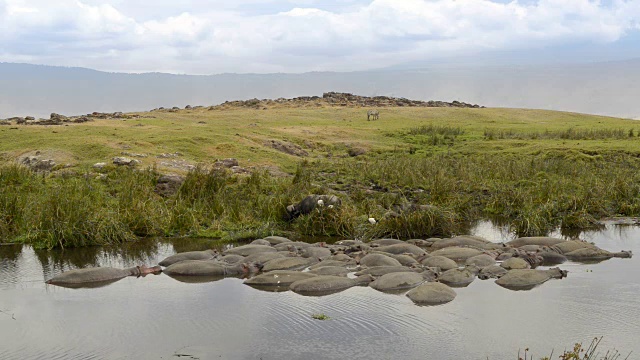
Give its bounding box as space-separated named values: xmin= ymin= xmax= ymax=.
xmin=210 ymin=92 xmax=483 ymax=110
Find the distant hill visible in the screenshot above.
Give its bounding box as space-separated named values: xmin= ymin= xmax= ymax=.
xmin=1 ymin=60 xmax=639 ymax=119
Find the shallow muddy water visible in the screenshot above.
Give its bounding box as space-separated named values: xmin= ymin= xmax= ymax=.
xmin=1 ymin=223 xmax=639 ymax=359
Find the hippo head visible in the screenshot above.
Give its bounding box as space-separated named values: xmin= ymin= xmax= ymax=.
xmin=283 ymin=205 xmax=299 ymax=221
xmin=241 ymin=262 xmax=264 ymax=274
xmin=615 ymin=250 xmax=633 ymax=258
xmin=548 ymin=267 xmax=569 ymax=279
xmin=136 ymin=265 xmax=162 ymax=277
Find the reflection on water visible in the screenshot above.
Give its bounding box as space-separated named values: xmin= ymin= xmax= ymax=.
xmin=1 ymin=225 xmax=639 ymax=359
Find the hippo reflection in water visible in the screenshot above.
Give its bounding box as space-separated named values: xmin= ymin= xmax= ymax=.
xmin=46 ymin=265 xmax=162 ymax=288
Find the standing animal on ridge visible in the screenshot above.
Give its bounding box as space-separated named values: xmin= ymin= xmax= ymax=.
xmin=367 ymin=110 xmax=379 ymax=121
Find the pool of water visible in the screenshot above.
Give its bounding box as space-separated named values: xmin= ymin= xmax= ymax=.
xmin=0 ymin=223 xmax=638 ymax=359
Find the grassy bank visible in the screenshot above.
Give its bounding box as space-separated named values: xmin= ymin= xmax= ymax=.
xmin=2 ymin=105 xmax=640 ymax=248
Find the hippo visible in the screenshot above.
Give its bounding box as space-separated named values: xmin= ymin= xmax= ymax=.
xmin=430 ymin=236 xmax=490 ymax=250
xmin=407 ymin=239 xmax=434 ymax=247
xmin=406 ymin=282 xmax=457 ymax=305
xmin=373 ymin=243 xmax=427 ymax=257
xmin=284 ymin=195 xmax=341 ymax=221
xmin=163 ymin=260 xmax=262 ymax=277
xmin=536 ymin=249 xmax=568 ymax=265
xmin=478 ymin=265 xmax=508 ymax=280
xmin=552 ymin=240 xmax=597 ymax=254
xmin=354 ymin=266 xmax=418 ymax=277
xmin=274 ymin=241 xmax=313 ymax=252
xmin=565 ymin=248 xmax=632 ymax=262
xmin=290 ymin=274 xmax=374 ymax=296
xmin=250 ymin=239 xmax=272 ymax=246
xmin=263 ymin=236 xmax=293 ymax=245
xmin=262 ymin=257 xmax=318 ymax=272
xmin=429 ymin=247 xmax=483 ymax=262
xmin=219 ymin=254 xmax=246 ymax=264
xmin=223 ymin=244 xmax=277 ymax=257
xmin=244 ymin=270 xmax=318 ymax=291
xmin=500 ymin=257 xmax=531 ymax=270
xmin=359 ymin=253 xmax=402 ymax=267
xmin=159 ymin=249 xmax=218 ymax=267
xmin=335 ymin=239 xmax=364 ymax=246
xmin=420 ymin=255 xmax=458 ymax=271
xmin=513 ymin=251 xmax=544 ymax=268
xmin=370 ymin=272 xmax=427 ymax=293
xmin=300 ymin=247 xmax=332 ymax=260
xmin=495 ymin=267 xmax=568 ymax=290
xmin=438 ymin=265 xmax=480 ymax=287
xmin=307 ymin=266 xmax=351 ymax=277
xmin=369 ymin=239 xmax=405 ymax=247
xmin=46 ymin=265 xmax=162 ymax=288
xmin=506 ymin=237 xmax=565 ymax=248
xmin=330 ymin=253 xmax=354 ymax=262
xmin=308 ymin=260 xmax=354 ymax=270
xmin=244 ymin=252 xmax=286 ymax=264
xmin=383 ymin=253 xmax=420 ymax=267
xmin=465 ymin=254 xmax=496 ymax=268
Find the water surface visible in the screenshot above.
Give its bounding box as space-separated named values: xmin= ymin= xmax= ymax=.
xmin=1 ymin=224 xmax=638 ymax=359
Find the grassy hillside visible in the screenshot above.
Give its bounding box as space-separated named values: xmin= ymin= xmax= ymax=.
xmin=2 ymin=106 xmax=639 ymax=172
xmin=2 ymin=104 xmax=640 ymax=248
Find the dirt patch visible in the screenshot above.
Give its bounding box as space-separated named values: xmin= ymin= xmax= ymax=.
xmin=265 ymin=140 xmax=309 ymax=157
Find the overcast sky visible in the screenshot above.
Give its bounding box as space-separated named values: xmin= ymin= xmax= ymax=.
xmin=1 ymin=0 xmax=639 ymax=74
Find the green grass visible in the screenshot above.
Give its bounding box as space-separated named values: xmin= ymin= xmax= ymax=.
xmin=2 ymin=106 xmax=640 ymax=248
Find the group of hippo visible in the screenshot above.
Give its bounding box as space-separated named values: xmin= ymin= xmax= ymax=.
xmin=46 ymin=235 xmax=632 ymax=305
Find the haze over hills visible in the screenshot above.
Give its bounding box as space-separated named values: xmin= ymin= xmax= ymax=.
xmin=1 ymin=59 xmax=639 ymax=119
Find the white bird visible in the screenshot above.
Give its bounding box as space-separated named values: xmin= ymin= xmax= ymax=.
xmin=368 ymin=217 xmax=377 ymax=224
xmin=317 ymin=199 xmax=324 ymax=206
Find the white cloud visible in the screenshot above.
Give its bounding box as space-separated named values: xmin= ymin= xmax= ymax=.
xmin=0 ymin=0 xmax=638 ymax=73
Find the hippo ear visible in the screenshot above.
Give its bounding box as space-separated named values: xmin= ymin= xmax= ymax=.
xmin=241 ymin=263 xmax=248 ymax=270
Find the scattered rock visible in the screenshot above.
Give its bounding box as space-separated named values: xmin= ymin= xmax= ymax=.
xmin=155 ymin=174 xmax=185 ymax=197
xmin=112 ymin=157 xmax=140 ymax=166
xmin=213 ymin=158 xmax=239 ymax=168
xmin=21 ymin=156 xmax=56 ymax=172
xmin=93 ymin=163 xmax=107 ymax=170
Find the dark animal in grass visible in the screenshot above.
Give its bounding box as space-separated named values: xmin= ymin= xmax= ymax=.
xmin=284 ymin=194 xmax=341 ymax=221
xmin=46 ymin=265 xmax=162 ymax=288
xmin=163 ymin=260 xmax=262 ymax=277
xmin=159 ymin=249 xmax=218 ymax=267
xmin=290 ymin=274 xmax=374 ymax=296
xmin=406 ymin=282 xmax=457 ymax=305
xmin=495 ymin=267 xmax=568 ymax=291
